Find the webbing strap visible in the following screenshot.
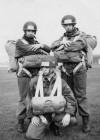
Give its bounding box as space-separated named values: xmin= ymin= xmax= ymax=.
xmin=35 ymin=71 xmax=43 ymax=97
xmin=17 ymin=62 xmax=32 ymax=77
xmin=73 ymin=55 xmax=86 ymax=75
xmin=34 ymin=69 xmax=62 ymax=97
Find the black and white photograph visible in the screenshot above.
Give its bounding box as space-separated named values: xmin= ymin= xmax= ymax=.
xmin=0 ymin=0 xmax=100 ymax=140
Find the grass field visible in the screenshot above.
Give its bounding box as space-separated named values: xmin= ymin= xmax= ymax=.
xmin=0 ymin=65 xmax=100 ymax=140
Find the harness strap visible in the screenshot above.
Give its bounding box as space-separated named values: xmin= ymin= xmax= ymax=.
xmin=50 ymin=70 xmax=62 ymax=97
xmin=34 ymin=69 xmax=62 ymax=98
xmin=73 ymin=54 xmax=86 ymax=75
xmin=35 ymin=71 xmax=43 ymax=97
xmin=17 ymin=62 xmax=32 ymax=77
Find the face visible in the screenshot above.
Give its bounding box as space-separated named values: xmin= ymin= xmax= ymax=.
xmin=42 ymin=67 xmax=50 ymax=76
xmin=62 ymin=19 xmax=75 ymax=33
xmin=42 ymin=67 xmax=55 ymax=76
xmin=63 ymin=24 xmax=74 ymax=33
xmin=25 ymin=25 xmax=36 ymax=38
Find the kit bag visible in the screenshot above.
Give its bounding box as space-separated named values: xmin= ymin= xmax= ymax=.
xmin=21 ymin=54 xmax=57 ymax=68
xmin=5 ymin=40 xmax=17 ymax=72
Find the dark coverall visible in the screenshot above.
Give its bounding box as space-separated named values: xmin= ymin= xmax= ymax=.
xmin=26 ymin=71 xmax=76 ymax=139
xmin=51 ymin=28 xmax=97 ymax=118
xmin=15 ymin=35 xmax=50 ymax=122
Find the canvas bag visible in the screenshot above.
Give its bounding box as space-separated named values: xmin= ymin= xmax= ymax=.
xmin=84 ymin=35 xmax=97 ymax=68
xmin=5 ymin=40 xmax=17 ymax=72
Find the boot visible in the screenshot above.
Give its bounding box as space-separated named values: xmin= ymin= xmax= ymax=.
xmin=17 ymin=119 xmax=25 ymax=133
xmin=54 ymin=127 xmax=64 ymax=137
xmin=82 ymin=116 xmax=91 ymax=133
xmin=50 ymin=122 xmax=64 ymax=137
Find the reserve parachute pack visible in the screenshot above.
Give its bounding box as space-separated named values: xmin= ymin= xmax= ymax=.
xmin=55 ymin=32 xmax=97 ymax=68
xmin=5 ymin=40 xmax=17 ymax=72
xmin=20 ymin=54 xmax=57 ymax=68
xmin=5 ymin=39 xmax=56 ymax=72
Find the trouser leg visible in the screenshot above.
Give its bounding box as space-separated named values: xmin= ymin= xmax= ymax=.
xmin=73 ymin=70 xmax=90 ymax=117
xmin=16 ymin=77 xmax=30 ymax=120
xmin=63 ymin=69 xmax=90 ymax=117
xmin=73 ymin=70 xmax=90 ymax=132
xmin=16 ymin=77 xmax=30 ymax=132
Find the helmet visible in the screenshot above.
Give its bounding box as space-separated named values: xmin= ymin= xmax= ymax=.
xmin=23 ymin=21 xmax=37 ymax=31
xmin=61 ymin=15 xmax=76 ymax=25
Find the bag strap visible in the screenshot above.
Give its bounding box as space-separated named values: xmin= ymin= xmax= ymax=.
xmin=57 ymin=70 xmax=62 ymax=96
xmin=50 ymin=69 xmax=62 ymax=97
xmin=35 ymin=71 xmax=44 ymax=97
xmin=34 ymin=69 xmax=62 ymax=98
xmin=21 ymin=38 xmax=29 ymax=44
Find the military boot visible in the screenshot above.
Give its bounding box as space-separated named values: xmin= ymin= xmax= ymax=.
xmin=17 ymin=119 xmax=25 ymax=133
xmin=50 ymin=122 xmax=64 ymax=137
xmin=82 ymin=116 xmax=91 ymax=133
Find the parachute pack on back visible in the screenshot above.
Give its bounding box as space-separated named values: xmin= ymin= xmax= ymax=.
xmin=5 ymin=40 xmax=17 ymax=72
xmin=84 ymin=35 xmax=97 ymax=68
xmin=73 ymin=33 xmax=97 ymax=68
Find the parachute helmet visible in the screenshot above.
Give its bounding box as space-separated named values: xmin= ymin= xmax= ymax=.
xmin=61 ymin=15 xmax=76 ymax=25
xmin=23 ymin=21 xmax=37 ymax=32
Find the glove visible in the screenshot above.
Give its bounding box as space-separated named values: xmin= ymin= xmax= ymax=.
xmin=40 ymin=115 xmax=48 ymax=124
xmin=31 ymin=116 xmax=40 ymax=126
xmin=31 ymin=44 xmax=43 ymax=51
xmin=60 ymin=38 xmax=71 ymax=47
xmin=56 ymin=45 xmax=64 ymax=51
xmin=61 ymin=114 xmax=70 ymax=127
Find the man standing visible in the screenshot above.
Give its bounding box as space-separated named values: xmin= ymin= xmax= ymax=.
xmin=51 ymin=15 xmax=97 ymax=133
xmin=15 ymin=21 xmax=50 ymax=133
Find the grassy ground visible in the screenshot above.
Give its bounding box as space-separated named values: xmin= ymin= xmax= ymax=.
xmin=0 ymin=65 xmax=100 ymax=140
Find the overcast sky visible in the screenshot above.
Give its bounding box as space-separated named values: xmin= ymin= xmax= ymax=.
xmin=0 ymin=0 xmax=100 ymax=62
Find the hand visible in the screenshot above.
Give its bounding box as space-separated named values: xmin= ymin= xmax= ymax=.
xmin=40 ymin=115 xmax=48 ymax=124
xmin=31 ymin=116 xmax=40 ymax=126
xmin=60 ymin=40 xmax=71 ymax=47
xmin=31 ymin=44 xmax=43 ymax=51
xmin=56 ymin=45 xmax=64 ymax=51
xmin=61 ymin=114 xmax=70 ymax=127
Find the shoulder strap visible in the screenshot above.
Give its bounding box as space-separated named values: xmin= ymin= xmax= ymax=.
xmin=21 ymin=38 xmax=29 ymax=44
xmin=35 ymin=71 xmax=44 ymax=97
xmin=50 ymin=70 xmax=62 ymax=97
